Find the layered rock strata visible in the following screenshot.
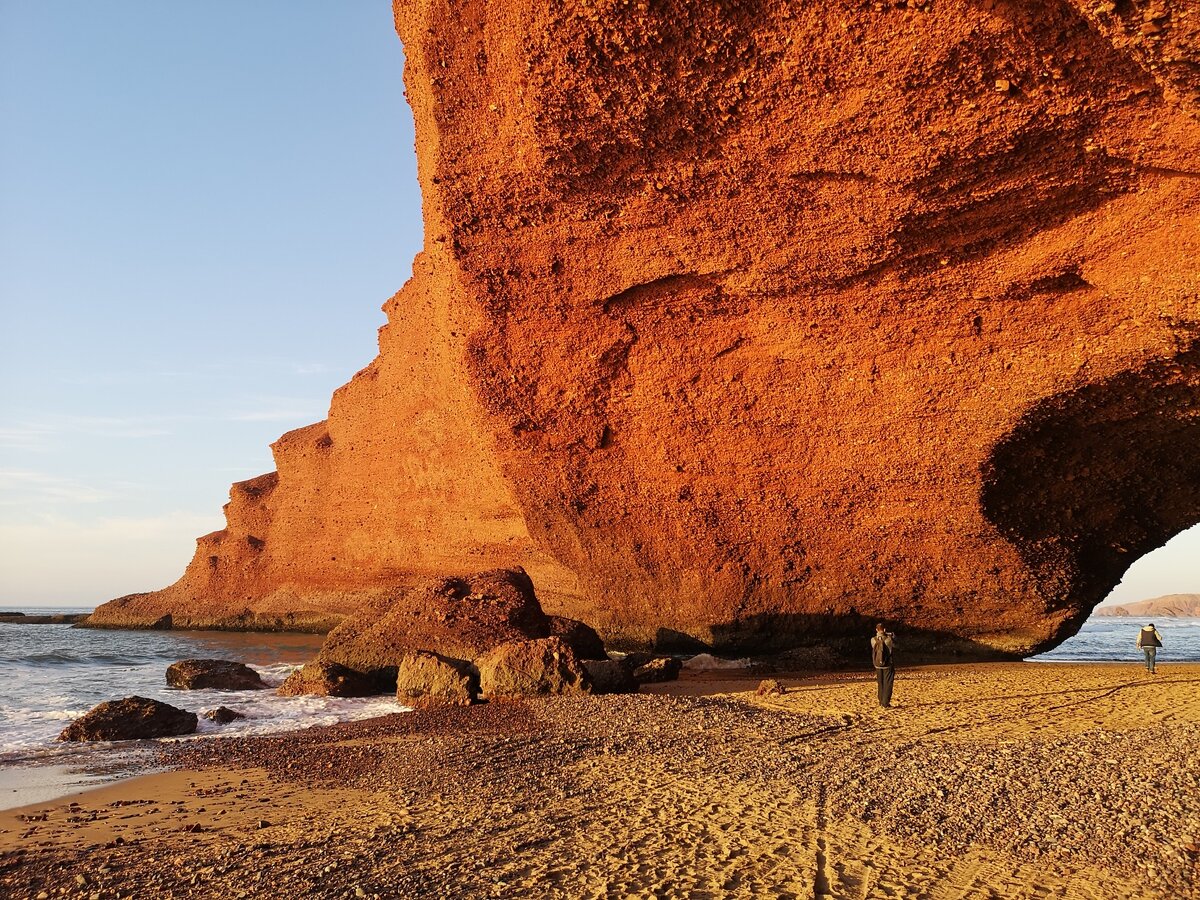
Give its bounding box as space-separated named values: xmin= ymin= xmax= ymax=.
xmin=91 ymin=0 xmax=1200 ymax=657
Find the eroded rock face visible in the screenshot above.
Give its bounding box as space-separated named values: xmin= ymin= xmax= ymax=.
xmin=58 ymin=697 xmax=197 ymax=742
xmin=90 ymin=0 xmax=1199 ymax=657
xmin=166 ymin=659 xmax=265 ymax=691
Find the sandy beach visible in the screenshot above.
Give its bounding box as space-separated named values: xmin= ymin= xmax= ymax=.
xmin=1 ymin=662 xmax=1197 ymax=899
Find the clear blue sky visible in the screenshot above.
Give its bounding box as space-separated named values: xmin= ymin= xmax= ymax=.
xmin=0 ymin=3 xmax=1194 ymax=610
xmin=1 ymin=1 xmax=420 ymax=604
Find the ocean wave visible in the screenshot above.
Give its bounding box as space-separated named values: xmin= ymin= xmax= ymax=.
xmin=16 ymin=651 xmax=162 ymax=666
xmin=0 ymin=627 xmax=400 ymax=758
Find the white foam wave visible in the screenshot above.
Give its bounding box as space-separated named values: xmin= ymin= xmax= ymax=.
xmin=681 ymin=653 xmax=753 ymax=671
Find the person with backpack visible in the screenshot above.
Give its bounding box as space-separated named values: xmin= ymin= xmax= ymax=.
xmin=1136 ymin=623 xmax=1163 ymax=673
xmin=871 ymin=623 xmax=895 ymax=707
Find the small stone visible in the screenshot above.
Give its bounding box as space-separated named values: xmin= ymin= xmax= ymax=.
xmin=994 ymin=79 xmax=1011 ymax=93
xmin=1140 ymin=21 xmax=1162 ymax=35
xmin=356 ymin=888 xmax=367 ymax=898
xmin=257 ymin=819 xmax=271 ymax=829
xmin=75 ymin=874 xmax=88 ymax=886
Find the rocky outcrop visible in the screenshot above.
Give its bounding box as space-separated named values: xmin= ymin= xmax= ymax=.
xmin=315 ymin=569 xmax=580 ymax=671
xmin=631 ymin=657 xmax=683 ymax=685
xmin=756 ymin=679 xmax=784 ymax=698
xmin=58 ymin=697 xmax=198 ymax=742
xmin=277 ymin=662 xmax=380 ymax=698
xmin=0 ymin=613 xmax=89 ymax=625
xmin=395 ymin=652 xmax=478 ymax=706
xmin=91 ymin=0 xmax=1200 ymax=658
xmin=582 ymin=658 xmax=638 ymax=695
xmin=1096 ymin=594 xmax=1200 ymax=618
xmin=166 ymin=659 xmax=265 ymax=691
xmin=476 ymin=637 xmax=590 ymax=698
xmin=547 ymin=616 xmax=607 ymax=661
xmin=202 ymin=706 xmax=246 ymax=724
xmin=278 ymin=569 xmax=607 ymax=697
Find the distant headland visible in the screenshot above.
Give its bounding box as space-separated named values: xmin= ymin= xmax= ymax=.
xmin=1095 ymin=594 xmax=1200 ymax=618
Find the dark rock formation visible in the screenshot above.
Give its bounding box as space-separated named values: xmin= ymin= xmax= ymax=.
xmin=548 ymin=616 xmax=608 ymax=661
xmin=0 ymin=613 xmax=89 ymax=625
xmin=202 ymin=706 xmax=245 ymax=724
xmin=582 ymin=659 xmax=638 ymax=695
xmin=277 ymin=663 xmax=380 ymax=698
xmin=166 ymin=659 xmax=265 ymax=691
xmin=57 ymin=697 xmax=197 ymax=742
xmin=395 ymin=652 xmax=477 ymax=706
xmin=89 ymin=0 xmax=1200 ymax=658
xmin=476 ymin=637 xmax=590 ymax=698
xmin=632 ymin=657 xmax=683 ymax=685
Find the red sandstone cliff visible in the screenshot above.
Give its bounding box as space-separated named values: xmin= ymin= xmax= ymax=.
xmin=90 ymin=0 xmax=1200 ymax=657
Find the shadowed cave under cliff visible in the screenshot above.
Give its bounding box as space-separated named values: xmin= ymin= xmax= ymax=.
xmin=981 ymin=342 xmax=1200 ymax=653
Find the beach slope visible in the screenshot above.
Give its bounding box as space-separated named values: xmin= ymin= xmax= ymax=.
xmin=1 ymin=662 xmax=1197 ymax=898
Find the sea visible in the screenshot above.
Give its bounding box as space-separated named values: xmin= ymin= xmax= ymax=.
xmin=0 ymin=608 xmax=1196 ymax=810
xmin=1030 ymin=614 xmax=1200 ymax=662
xmin=0 ymin=607 xmax=406 ymax=809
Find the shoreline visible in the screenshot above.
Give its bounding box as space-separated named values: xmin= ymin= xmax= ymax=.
xmin=0 ymin=759 xmax=159 ymax=814
xmin=2 ymin=661 xmax=1197 ymax=898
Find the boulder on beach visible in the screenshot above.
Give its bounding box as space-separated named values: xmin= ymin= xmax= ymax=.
xmin=276 ymin=662 xmax=379 ymax=698
xmin=582 ymin=658 xmax=638 ymax=695
xmin=548 ymin=616 xmax=608 ymax=661
xmin=166 ymin=659 xmax=265 ymax=691
xmin=317 ymin=569 xmax=606 ymax=672
xmin=202 ymin=706 xmax=245 ymax=724
xmin=632 ymin=656 xmax=683 ymax=685
xmin=58 ymin=696 xmax=198 ymax=742
xmin=756 ymin=679 xmax=784 ymax=697
xmin=476 ymin=637 xmax=590 ymax=698
xmin=396 ymin=651 xmax=478 ymax=706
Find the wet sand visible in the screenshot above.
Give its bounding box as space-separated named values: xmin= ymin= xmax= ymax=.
xmin=1 ymin=662 xmax=1197 ymax=899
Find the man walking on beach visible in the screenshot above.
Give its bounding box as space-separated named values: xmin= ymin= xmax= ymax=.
xmin=871 ymin=623 xmax=895 ymax=708
xmin=1137 ymin=623 xmax=1162 ymax=673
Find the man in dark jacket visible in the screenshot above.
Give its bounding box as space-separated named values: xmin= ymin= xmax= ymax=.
xmin=871 ymin=623 xmax=895 ymax=708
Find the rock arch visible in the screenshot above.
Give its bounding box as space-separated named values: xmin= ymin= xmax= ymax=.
xmin=981 ymin=342 xmax=1200 ymax=651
